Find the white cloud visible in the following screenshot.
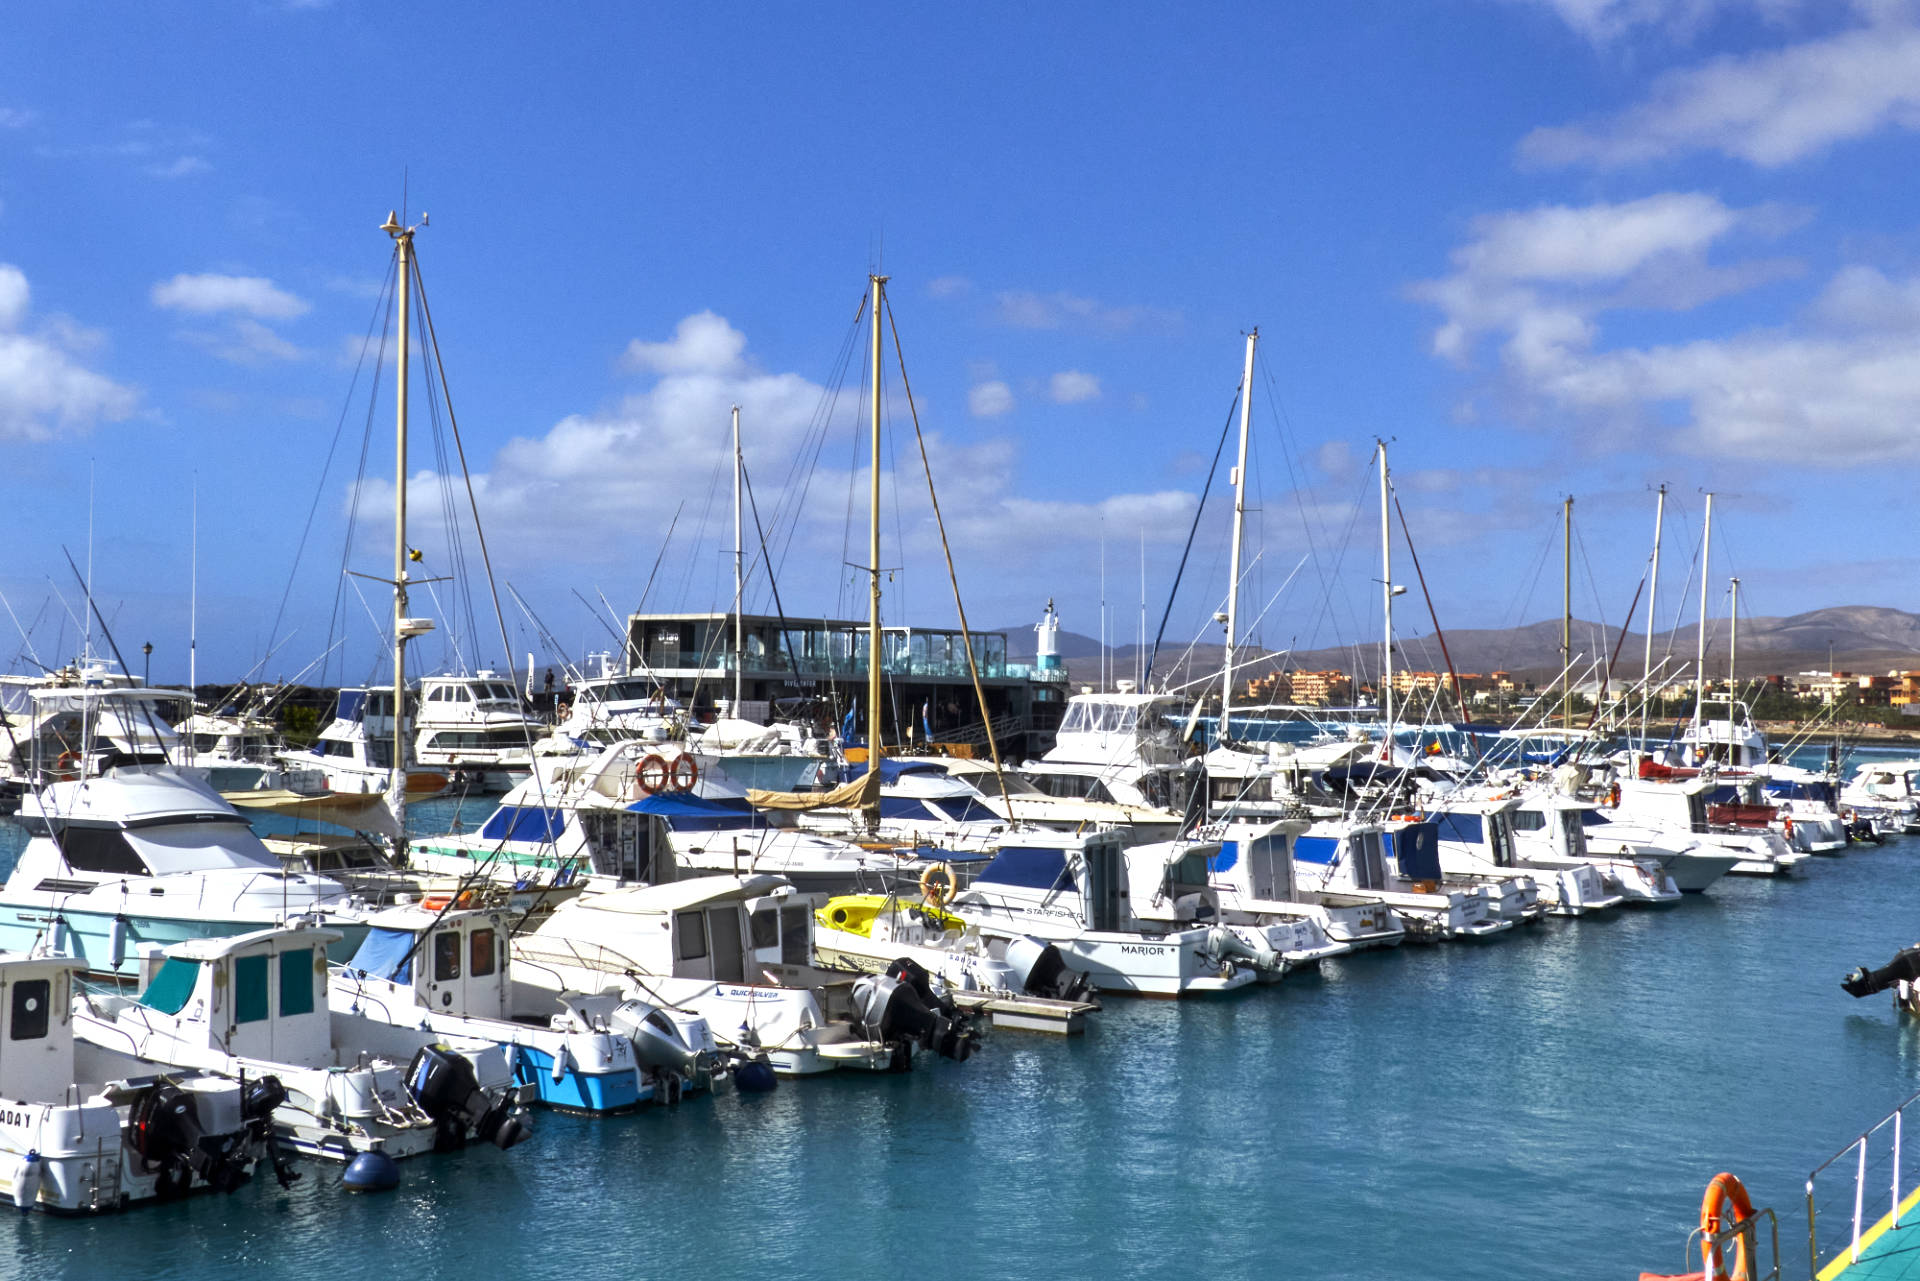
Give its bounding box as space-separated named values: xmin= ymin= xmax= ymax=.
xmin=996 ymin=290 xmax=1180 ymax=335
xmin=1314 ymin=440 xmax=1355 ymax=478
xmin=1413 ymin=193 xmax=1800 ymax=363
xmin=620 ymin=310 xmax=746 ymax=375
xmin=179 ymin=317 xmax=306 ymax=365
xmin=151 ymin=273 xmax=309 ymax=319
xmin=926 ymin=276 xmax=972 ymax=300
xmin=1048 ymin=370 xmax=1101 ymax=403
xmin=1508 ymin=0 xmax=1807 ymax=43
xmin=0 ymin=263 xmax=136 ymax=440
xmin=349 ymin=312 xmax=1198 ymax=619
xmin=968 ymin=380 xmax=1015 ymax=417
xmin=144 ymin=155 xmax=210 ymax=179
xmin=0 ymin=108 xmax=35 ymax=130
xmin=1521 ymin=18 xmax=1920 ymax=167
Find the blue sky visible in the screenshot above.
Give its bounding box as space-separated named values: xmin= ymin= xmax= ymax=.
xmin=2 ymin=1 xmax=1917 ymax=684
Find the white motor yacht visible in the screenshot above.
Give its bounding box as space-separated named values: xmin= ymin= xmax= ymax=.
xmin=1421 ymin=794 xmax=1626 ymax=915
xmin=275 ymin=688 xmax=449 ymax=799
xmin=412 ymin=673 xmax=542 ymax=793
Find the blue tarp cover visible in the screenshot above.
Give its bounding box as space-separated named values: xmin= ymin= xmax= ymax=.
xmin=1431 ymin=811 xmax=1485 ymax=847
xmin=839 ymin=759 xmax=951 ymax=784
xmin=1295 ymin=836 xmax=1339 ymax=865
xmin=480 ymin=805 xmax=565 ymax=843
xmin=1386 ymin=823 xmax=1444 ymax=880
xmin=347 ymin=927 xmax=417 ymax=983
xmin=628 ymin=792 xmax=765 ymax=832
xmin=139 ymin=957 xmax=201 ymax=1015
xmin=977 ymin=845 xmax=1076 ymax=892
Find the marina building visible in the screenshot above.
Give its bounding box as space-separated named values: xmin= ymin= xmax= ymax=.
xmin=625 ymin=610 xmax=1070 ymax=754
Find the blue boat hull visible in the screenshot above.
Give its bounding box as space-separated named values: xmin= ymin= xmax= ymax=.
xmin=512 ymin=1047 xmax=650 ymax=1115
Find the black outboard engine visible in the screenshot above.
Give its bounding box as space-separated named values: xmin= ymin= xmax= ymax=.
xmin=1843 ymin=944 xmax=1920 ymax=1000
xmin=405 ymin=1045 xmax=533 ymax=1153
xmin=849 ymin=959 xmax=978 ymax=1066
xmin=1848 ymin=816 xmax=1884 ymax=845
xmin=240 ymin=1075 xmax=300 ymax=1188
xmin=127 ymin=1079 xmax=259 ymax=1196
xmin=1002 ymin=936 xmax=1094 ymax=1004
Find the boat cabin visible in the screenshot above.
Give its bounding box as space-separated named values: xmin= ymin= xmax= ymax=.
xmin=1041 ymin=692 xmax=1191 ymax=770
xmin=340 ymin=905 xmax=511 ymax=1020
xmin=1426 ymin=797 xmax=1523 ymax=868
xmin=0 ymin=954 xmax=83 ymax=1104
xmin=1206 ymin=822 xmax=1303 ymax=902
xmin=516 ymin=875 xmax=815 ymax=987
xmin=131 ymin=923 xmax=343 ymax=1066
xmin=1294 ymin=824 xmax=1390 ymax=891
xmin=959 ymin=833 xmax=1131 ymax=934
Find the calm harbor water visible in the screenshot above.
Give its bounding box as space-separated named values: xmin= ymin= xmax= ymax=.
xmin=6 ymin=761 xmax=1920 ymax=1280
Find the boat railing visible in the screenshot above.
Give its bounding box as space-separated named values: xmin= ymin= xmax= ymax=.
xmin=1674 ymin=1205 xmax=1779 ymax=1281
xmin=1807 ymin=1085 xmax=1920 ymax=1278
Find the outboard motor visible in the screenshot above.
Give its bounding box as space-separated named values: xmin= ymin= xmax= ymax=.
xmin=850 ymin=959 xmax=978 ymax=1065
xmin=1204 ymin=924 xmax=1283 ymax=977
xmin=607 ymin=999 xmax=710 ymax=1100
xmin=1002 ymin=936 xmax=1094 ymax=1004
xmin=405 ymin=1045 xmax=533 ymax=1152
xmin=240 ymin=1075 xmax=300 ymax=1188
xmin=126 ymin=1078 xmax=260 ymax=1196
xmin=1843 ymin=944 xmax=1920 ymax=1000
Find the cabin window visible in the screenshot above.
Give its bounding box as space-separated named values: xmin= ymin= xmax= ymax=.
xmin=780 ymin=906 xmax=809 ymax=966
xmin=56 ymin=826 xmax=149 ymax=876
xmin=433 ymin=931 xmax=462 ymax=982
xmin=469 ymin=928 xmax=496 ymax=978
xmin=676 ymin=911 xmax=708 ymax=961
xmin=323 ymin=740 xmax=354 ymax=759
xmin=234 ymin=955 xmax=270 ymax=1024
xmin=9 ymin=979 xmax=49 ymax=1041
xmin=140 ymin=958 xmax=202 ymax=1015
xmin=279 ymin=947 xmax=315 ymax=1017
xmin=1512 ymin=810 xmax=1547 ymax=832
xmin=749 ymin=910 xmax=778 ymax=950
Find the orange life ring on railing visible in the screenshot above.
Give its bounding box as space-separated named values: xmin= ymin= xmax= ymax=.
xmin=1699 ymin=1171 xmax=1755 ymax=1281
xmin=919 ymin=862 xmax=955 ymax=909
xmin=1606 ymin=782 xmax=1622 ymax=808
xmin=420 ymin=891 xmax=475 ymax=912
xmin=635 ymin=753 xmax=671 ymax=796
xmin=671 ymin=754 xmax=699 ymax=793
xmin=52 ymin=751 xmax=81 ymax=780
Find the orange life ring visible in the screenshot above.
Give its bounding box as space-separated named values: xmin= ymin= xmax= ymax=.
xmin=670 ymin=754 xmax=699 ymax=793
xmin=1606 ymin=782 xmax=1622 ymax=808
xmin=420 ymin=890 xmax=475 ymax=912
xmin=1699 ymin=1171 xmax=1754 ymax=1281
xmin=919 ymin=862 xmax=956 ymax=909
xmin=52 ymin=751 xmax=81 ymax=780
xmin=635 ymin=754 xmax=671 ymax=796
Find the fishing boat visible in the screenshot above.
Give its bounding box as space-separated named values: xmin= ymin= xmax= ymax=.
xmin=332 ymin=903 xmax=723 ymax=1112
xmin=810 ymin=893 xmax=1101 ymax=1033
xmin=511 ymin=873 xmax=976 ymax=1074
xmin=0 ymin=951 xmax=292 ymax=1213
xmin=945 ymin=830 xmax=1274 ymax=994
xmin=275 ymin=688 xmax=449 ymax=799
xmin=1421 ymin=793 xmax=1626 ymax=915
xmin=1291 ymin=815 xmax=1512 ymax=941
xmin=1486 ymin=788 xmax=1680 ymax=904
xmin=176 ymin=708 xmax=321 ymax=793
xmin=74 ymin=919 xmax=532 ymax=1164
xmin=1199 ymin=814 xmax=1408 ymax=951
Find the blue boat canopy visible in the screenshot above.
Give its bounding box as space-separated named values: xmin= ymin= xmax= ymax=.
xmin=627 ymin=792 xmax=766 ymax=831
xmin=839 ymin=758 xmax=952 ymax=784
xmin=346 ymin=927 xmax=418 ymax=983
xmin=1385 ymin=823 xmax=1444 ymax=881
xmin=976 ymin=845 xmax=1077 ymax=892
xmin=480 ymin=805 xmax=566 ymax=844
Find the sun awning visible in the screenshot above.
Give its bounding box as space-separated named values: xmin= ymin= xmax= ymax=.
xmin=223 ymin=788 xmax=402 ymax=838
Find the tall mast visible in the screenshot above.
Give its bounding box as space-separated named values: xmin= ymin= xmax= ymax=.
xmin=1728 ymin=576 xmax=1739 ymax=739
xmin=189 ymin=477 xmax=198 ymax=699
xmin=383 ymin=210 xmax=414 ymax=848
xmin=1138 ymin=527 xmax=1146 ymax=690
xmin=865 ymin=274 xmax=887 ymax=819
xmin=1222 ymin=329 xmax=1257 ymax=744
xmin=1378 ymin=440 xmax=1394 ymax=743
xmin=1562 ymin=496 xmax=1573 ymax=733
xmin=1695 ymin=491 xmax=1714 ymax=720
xmin=731 ymin=404 xmax=744 ymax=716
xmin=1640 ymin=484 xmax=1665 ymax=750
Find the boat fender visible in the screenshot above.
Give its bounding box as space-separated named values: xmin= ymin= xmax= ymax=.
xmin=46 ymin=916 xmax=67 ymax=958
xmin=12 ymin=1151 xmax=40 ymax=1212
xmin=733 ymin=1057 xmax=778 ymax=1093
xmin=108 ymin=915 xmax=129 ymax=971
xmin=551 ymin=1043 xmax=570 ymax=1084
xmin=341 ymin=1150 xmax=401 ymax=1194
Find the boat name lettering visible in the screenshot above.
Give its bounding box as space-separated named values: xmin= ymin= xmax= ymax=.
xmin=1118 ymin=944 xmax=1169 ymax=955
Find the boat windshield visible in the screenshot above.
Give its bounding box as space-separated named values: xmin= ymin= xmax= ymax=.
xmin=122 ymin=817 xmax=280 ymax=874
xmin=1059 ymin=702 xmax=1139 ymax=735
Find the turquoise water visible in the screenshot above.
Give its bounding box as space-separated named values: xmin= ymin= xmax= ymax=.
xmin=7 ymin=764 xmax=1920 ymax=1280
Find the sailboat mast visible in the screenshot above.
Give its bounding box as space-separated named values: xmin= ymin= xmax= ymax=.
xmin=1378 ymin=440 xmax=1394 ymax=740
xmin=1562 ymin=496 xmax=1573 ymax=734
xmin=866 ymin=274 xmax=887 ymax=805
xmin=1696 ymin=491 xmax=1714 ymax=717
xmin=731 ymin=404 xmax=744 ymax=716
xmin=1640 ymin=484 xmax=1665 ymax=750
xmin=189 ymin=478 xmax=198 ymax=699
xmin=1728 ymin=577 xmax=1739 ymax=738
xmin=385 ymin=211 xmax=414 ymax=846
xmin=1223 ymin=329 xmax=1256 ymax=744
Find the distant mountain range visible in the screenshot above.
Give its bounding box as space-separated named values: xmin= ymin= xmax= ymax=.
xmin=994 ymin=605 xmax=1920 ymax=687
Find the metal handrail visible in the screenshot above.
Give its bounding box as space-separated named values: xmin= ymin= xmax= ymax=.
xmin=1807 ymin=1085 xmax=1920 ymax=1278
xmin=1683 ymin=1206 xmax=1779 ymax=1281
